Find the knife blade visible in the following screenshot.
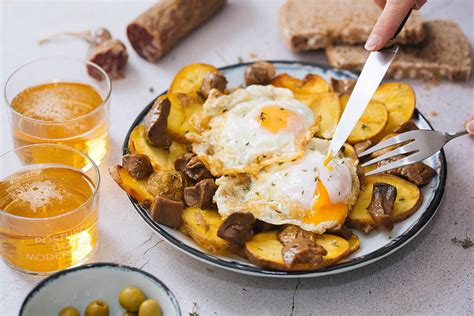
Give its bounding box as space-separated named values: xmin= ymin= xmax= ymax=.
xmin=327 ymin=44 xmax=399 ymax=161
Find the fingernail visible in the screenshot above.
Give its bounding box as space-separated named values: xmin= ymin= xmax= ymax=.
xmin=365 ymin=34 xmax=381 ymax=51
xmin=466 ymin=120 xmax=474 ymax=134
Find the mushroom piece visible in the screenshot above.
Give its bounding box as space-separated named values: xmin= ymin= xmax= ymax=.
xmin=367 ymin=183 xmax=397 ymax=231
xmin=244 ymin=61 xmax=276 ymax=86
xmin=122 ymin=154 xmax=153 ymax=180
xmin=143 ymin=97 xmax=172 ymax=148
xmin=199 ymin=71 xmax=228 ymax=98
xmin=217 ymin=212 xmax=256 ymax=246
xmin=282 ymin=238 xmax=327 ymax=269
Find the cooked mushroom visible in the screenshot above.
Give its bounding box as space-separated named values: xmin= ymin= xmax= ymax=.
xmin=199 ymin=71 xmax=228 ymax=98
xmin=183 ymin=178 xmax=218 ymax=209
xmin=244 ymin=61 xmax=276 ymax=86
xmin=143 ymin=97 xmax=172 ymax=148
xmin=377 ymin=155 xmax=436 ymax=185
xmin=367 ymin=183 xmax=397 ymax=231
xmin=174 ymin=153 xmax=213 ymax=182
xmin=353 ymin=140 xmax=372 ymax=155
xmin=282 ymin=238 xmax=327 ymax=269
xmin=122 ymin=154 xmax=153 ymax=180
xmin=330 ymin=78 xmax=356 ymax=95
xmin=217 ymin=212 xmax=256 ymax=246
xmin=150 ymin=195 xmax=184 ymax=228
xmin=326 ymin=225 xmax=354 ymax=240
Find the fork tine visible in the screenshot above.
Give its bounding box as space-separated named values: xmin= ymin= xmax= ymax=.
xmin=364 ymin=153 xmax=421 ymax=176
xmin=361 ymin=141 xmax=418 ymax=167
xmin=357 ymin=131 xmax=418 ymax=158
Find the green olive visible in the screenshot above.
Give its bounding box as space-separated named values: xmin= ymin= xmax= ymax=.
xmin=58 ymin=306 xmax=80 ymax=316
xmin=138 ymin=299 xmax=162 ymax=316
xmin=118 ymin=286 xmax=146 ymax=312
xmin=85 ymin=300 xmax=109 ymax=316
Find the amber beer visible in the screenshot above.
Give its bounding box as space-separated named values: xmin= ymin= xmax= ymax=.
xmin=0 ymin=145 xmax=100 ymax=274
xmin=4 ymin=58 xmax=111 ymax=165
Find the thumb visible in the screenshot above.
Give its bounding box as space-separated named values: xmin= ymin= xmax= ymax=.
xmin=365 ymin=0 xmax=415 ymax=51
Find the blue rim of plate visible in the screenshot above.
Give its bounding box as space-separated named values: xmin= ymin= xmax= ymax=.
xmin=19 ymin=262 xmax=181 ymax=315
xmin=122 ymin=60 xmax=447 ymax=277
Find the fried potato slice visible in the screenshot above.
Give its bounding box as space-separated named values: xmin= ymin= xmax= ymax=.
xmin=347 ymin=174 xmax=423 ymax=234
xmin=169 ymin=63 xmax=219 ymax=98
xmin=347 ymin=234 xmax=360 ymax=254
xmin=245 ymin=231 xmax=350 ymax=271
xmin=308 ymin=92 xmax=341 ymax=139
xmin=372 ymin=83 xmax=416 ymax=142
xmin=109 ymin=165 xmax=154 ymax=208
xmin=271 ymin=73 xmax=329 ymax=105
xmin=180 ymin=207 xmax=230 ymax=254
xmin=339 ymin=95 xmax=389 ymax=143
xmin=129 ymin=125 xmax=187 ymax=170
xmin=314 ymin=234 xmax=350 ymax=267
xmin=342 ymin=143 xmax=358 ymax=160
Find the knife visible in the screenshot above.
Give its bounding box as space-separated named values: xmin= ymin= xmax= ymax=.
xmin=326 ymin=10 xmax=412 ymax=163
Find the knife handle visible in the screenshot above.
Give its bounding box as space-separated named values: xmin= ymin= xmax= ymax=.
xmin=383 ymin=8 xmax=413 ymax=49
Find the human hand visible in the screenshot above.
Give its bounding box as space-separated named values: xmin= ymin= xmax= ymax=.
xmin=365 ymin=0 xmax=427 ymax=51
xmin=466 ymin=117 xmax=474 ymax=135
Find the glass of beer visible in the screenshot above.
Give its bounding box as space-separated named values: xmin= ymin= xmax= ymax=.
xmin=4 ymin=57 xmax=111 ymax=165
xmin=0 ymin=144 xmax=100 ymax=274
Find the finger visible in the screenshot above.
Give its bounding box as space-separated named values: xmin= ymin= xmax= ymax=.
xmin=414 ymin=0 xmax=427 ymax=10
xmin=373 ymin=0 xmax=387 ymax=10
xmin=466 ymin=119 xmax=474 ymax=135
xmin=365 ymin=0 xmax=416 ymax=51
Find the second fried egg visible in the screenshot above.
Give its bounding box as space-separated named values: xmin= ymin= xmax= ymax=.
xmin=188 ymin=85 xmax=318 ymax=176
xmin=214 ymin=139 xmax=360 ymax=233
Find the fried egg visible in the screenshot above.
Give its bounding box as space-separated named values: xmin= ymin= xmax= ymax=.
xmin=214 ymin=139 xmax=359 ymax=233
xmin=187 ymin=85 xmax=318 ymax=176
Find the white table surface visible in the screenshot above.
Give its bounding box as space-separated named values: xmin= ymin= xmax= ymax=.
xmin=1 ymin=1 xmax=473 ymax=315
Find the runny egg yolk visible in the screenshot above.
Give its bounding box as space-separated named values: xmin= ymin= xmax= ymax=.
xmin=303 ymin=180 xmax=348 ymax=226
xmin=256 ymin=105 xmax=296 ymax=133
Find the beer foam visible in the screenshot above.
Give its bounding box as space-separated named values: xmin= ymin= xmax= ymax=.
xmin=14 ymin=180 xmax=63 ymax=213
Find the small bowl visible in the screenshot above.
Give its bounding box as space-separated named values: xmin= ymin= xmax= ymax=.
xmin=20 ymin=263 xmax=181 ymax=316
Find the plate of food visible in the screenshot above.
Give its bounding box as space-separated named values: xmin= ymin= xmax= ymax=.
xmin=110 ymin=60 xmax=446 ymax=277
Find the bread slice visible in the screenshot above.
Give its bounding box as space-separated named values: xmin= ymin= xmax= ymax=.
xmin=325 ymin=20 xmax=472 ymax=81
xmin=279 ymin=0 xmax=424 ymax=51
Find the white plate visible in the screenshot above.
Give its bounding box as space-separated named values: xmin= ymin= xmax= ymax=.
xmin=20 ymin=263 xmax=180 ymax=315
xmin=123 ymin=61 xmax=446 ymax=278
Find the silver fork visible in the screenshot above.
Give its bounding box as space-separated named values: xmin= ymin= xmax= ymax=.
xmin=359 ymin=129 xmax=469 ymax=176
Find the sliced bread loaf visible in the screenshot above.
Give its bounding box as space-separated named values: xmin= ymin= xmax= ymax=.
xmin=279 ymin=0 xmax=425 ymax=51
xmin=325 ymin=20 xmax=472 ymax=81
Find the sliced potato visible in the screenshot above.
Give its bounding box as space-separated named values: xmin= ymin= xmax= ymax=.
xmin=129 ymin=125 xmax=187 ymax=170
xmin=347 ymin=174 xmax=423 ymax=234
xmin=309 ymin=92 xmax=341 ymax=139
xmin=342 ymin=143 xmax=358 ymax=160
xmin=180 ymin=207 xmax=229 ymax=254
xmin=314 ymin=234 xmax=350 ymax=267
xmin=372 ymin=83 xmax=416 ymax=142
xmin=339 ymin=95 xmax=388 ymax=143
xmin=347 ymin=234 xmax=360 ymax=254
xmin=271 ymin=73 xmax=329 ymax=105
xmin=245 ymin=231 xmax=350 ymax=271
xmin=109 ymin=165 xmax=154 ymax=208
xmin=166 ymin=93 xmax=204 ymax=142
xmin=245 ymin=231 xmax=288 ymax=270
xmin=169 ymin=63 xmax=219 ymax=98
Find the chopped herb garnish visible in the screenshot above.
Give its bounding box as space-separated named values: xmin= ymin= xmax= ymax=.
xmin=399 ymin=197 xmax=406 ymax=201
xmin=301 ymin=190 xmax=305 ymax=195
xmin=149 ymin=87 xmax=155 ymax=93
xmin=189 ymin=302 xmax=199 ymax=316
xmin=280 ymin=107 xmax=285 ymax=111
xmin=245 ymin=142 xmax=250 ymax=146
xmin=451 ymin=237 xmax=473 ymax=249
xmin=284 ymin=173 xmax=288 ymax=177
xmin=330 ymin=240 xmax=340 ymax=247
xmin=259 ymin=111 xmax=268 ymax=121
xmin=361 ymin=123 xmax=368 ymax=129
xmin=271 ymin=182 xmax=275 ymax=186
xmin=302 ymin=169 xmax=308 ymax=172
xmin=223 ymin=109 xmax=228 ymax=113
